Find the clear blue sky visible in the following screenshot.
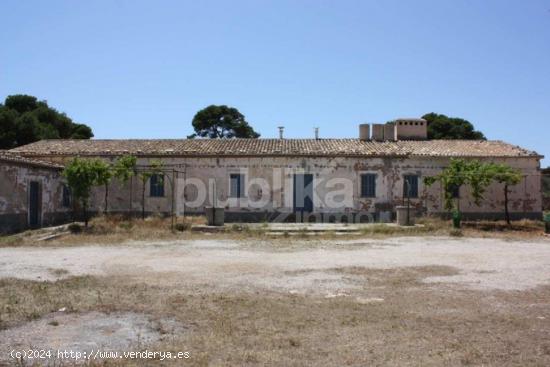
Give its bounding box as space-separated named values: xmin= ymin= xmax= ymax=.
xmin=1 ymin=0 xmax=549 ymax=165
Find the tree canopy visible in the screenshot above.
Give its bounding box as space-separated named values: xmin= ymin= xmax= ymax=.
xmin=543 ymin=169 xmax=550 ymax=202
xmin=422 ymin=113 xmax=485 ymax=140
xmin=488 ymin=163 xmax=522 ymax=224
xmin=424 ymin=159 xmax=523 ymax=224
xmin=0 ymin=94 xmax=93 ymax=149
xmin=424 ymin=159 xmax=493 ymax=212
xmin=189 ymin=105 xmax=260 ymax=139
xmin=63 ymin=158 xmax=105 ymax=226
xmin=114 ymin=155 xmax=137 ymax=183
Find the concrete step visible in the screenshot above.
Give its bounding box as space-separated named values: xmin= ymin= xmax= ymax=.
xmin=266 ymin=231 xmax=362 ymax=236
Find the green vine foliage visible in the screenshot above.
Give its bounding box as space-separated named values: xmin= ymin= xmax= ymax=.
xmin=489 ymin=163 xmax=522 ymax=187
xmin=93 ymin=159 xmax=112 ymax=188
xmin=138 ymin=159 xmax=163 ymax=185
xmin=113 ymin=155 xmax=137 ymax=183
xmin=63 ymin=158 xmax=99 ymax=204
xmin=63 ymin=158 xmax=110 ymax=225
xmin=63 ymin=155 xmax=168 ymax=222
xmin=424 ymin=158 xmax=519 ymax=214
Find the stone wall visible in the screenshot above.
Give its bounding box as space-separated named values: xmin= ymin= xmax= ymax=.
xmin=0 ymin=162 xmax=71 ymax=233
xmin=32 ymin=154 xmax=542 ymax=222
xmin=542 ymin=172 xmax=550 ymax=211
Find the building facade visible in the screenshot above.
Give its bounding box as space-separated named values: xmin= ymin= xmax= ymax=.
xmin=10 ymin=121 xmax=544 ymax=223
xmin=0 ymin=151 xmax=72 ymax=233
xmin=543 ymin=167 xmax=550 ymax=211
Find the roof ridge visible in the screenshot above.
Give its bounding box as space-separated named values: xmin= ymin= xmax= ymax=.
xmin=26 ymin=138 xmax=507 ymax=142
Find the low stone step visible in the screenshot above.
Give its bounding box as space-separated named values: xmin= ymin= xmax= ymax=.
xmin=264 ymin=226 xmax=362 ymax=232
xmin=266 ymin=231 xmax=362 ymax=236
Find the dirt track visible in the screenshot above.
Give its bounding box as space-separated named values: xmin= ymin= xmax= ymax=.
xmin=1 ymin=236 xmax=550 ymax=294
xmin=3 ymin=236 xmax=550 ymax=366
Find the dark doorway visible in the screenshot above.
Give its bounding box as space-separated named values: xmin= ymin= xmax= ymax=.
xmin=293 ymin=174 xmax=313 ymax=215
xmin=29 ymin=181 xmax=41 ymax=228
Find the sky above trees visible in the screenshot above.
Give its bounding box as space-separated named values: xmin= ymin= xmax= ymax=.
xmin=0 ymin=0 xmax=548 ymax=164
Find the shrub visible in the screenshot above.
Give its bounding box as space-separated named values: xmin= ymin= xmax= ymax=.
xmin=231 ymin=224 xmax=249 ymax=232
xmin=118 ymin=221 xmax=134 ymax=230
xmin=174 ymin=222 xmax=192 ymax=232
xmin=68 ymin=223 xmax=82 ymax=234
xmin=449 ymin=229 xmax=463 ymax=237
xmin=89 ymin=223 xmax=111 ymax=235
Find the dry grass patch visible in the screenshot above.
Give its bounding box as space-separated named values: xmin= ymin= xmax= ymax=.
xmin=359 ymin=221 xmax=448 ymax=237
xmin=331 ymin=265 xmax=460 ymax=287
xmin=1 ymin=215 xmax=547 ymax=248
xmin=462 ymin=219 xmax=543 ymax=233
xmin=2 ymin=216 xmax=207 ymax=247
xmin=418 ymin=217 xmax=547 ymax=240
xmin=48 ymin=268 xmax=69 ymax=277
xmin=2 ymin=268 xmax=550 ymax=366
xmin=0 ymin=234 xmax=22 ymax=247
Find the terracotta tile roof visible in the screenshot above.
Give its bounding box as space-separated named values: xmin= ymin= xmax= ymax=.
xmin=0 ymin=150 xmax=64 ymax=169
xmin=10 ymin=139 xmax=541 ymax=158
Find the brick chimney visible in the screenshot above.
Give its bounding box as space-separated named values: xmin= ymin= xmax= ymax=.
xmin=394 ymin=118 xmax=428 ymax=140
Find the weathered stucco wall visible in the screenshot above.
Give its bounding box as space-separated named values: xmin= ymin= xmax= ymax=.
xmin=34 ymin=154 xmax=541 ymax=222
xmin=542 ymin=169 xmax=550 ymax=211
xmin=0 ymin=162 xmax=71 ymax=233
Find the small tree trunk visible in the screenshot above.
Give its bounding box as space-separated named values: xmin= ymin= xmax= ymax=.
xmin=142 ymin=181 xmax=146 ymax=220
xmin=82 ymin=199 xmax=89 ymax=227
xmin=129 ymin=177 xmax=133 ymax=220
xmin=72 ymin=198 xmax=77 ymax=222
xmin=504 ymin=184 xmax=510 ymax=225
xmin=104 ymin=184 xmax=109 ymax=215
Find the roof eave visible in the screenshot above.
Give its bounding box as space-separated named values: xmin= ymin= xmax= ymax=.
xmin=13 ymin=152 xmax=542 ymax=159
xmin=0 ymin=158 xmax=64 ymax=170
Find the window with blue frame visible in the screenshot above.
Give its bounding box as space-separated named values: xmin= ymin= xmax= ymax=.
xmin=360 ymin=174 xmax=376 ymax=198
xmin=150 ymin=174 xmax=165 ymax=197
xmin=403 ymin=175 xmax=419 ymax=198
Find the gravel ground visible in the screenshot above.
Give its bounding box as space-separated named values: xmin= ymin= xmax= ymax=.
xmin=1 ymin=236 xmax=550 ymax=293
xmin=2 ymin=236 xmax=550 ymax=366
xmin=0 ymin=311 xmax=185 ymax=364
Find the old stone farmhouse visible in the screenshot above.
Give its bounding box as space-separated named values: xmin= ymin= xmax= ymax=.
xmin=0 ymin=151 xmax=72 ymax=233
xmin=1 ymin=119 xmax=542 ymax=231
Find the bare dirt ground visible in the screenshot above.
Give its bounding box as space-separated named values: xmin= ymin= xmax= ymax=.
xmin=1 ymin=235 xmax=550 ymax=366
xmin=1 ymin=236 xmax=549 ymax=292
xmin=1 ymin=311 xmax=185 ymax=357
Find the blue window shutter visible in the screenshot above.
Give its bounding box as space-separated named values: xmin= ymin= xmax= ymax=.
xmin=239 ymin=174 xmax=245 ymax=198
xmin=158 ymin=175 xmax=164 ymax=197
xmin=369 ymin=174 xmax=376 ymax=197
xmin=411 ymin=176 xmax=418 ymax=197
xmin=150 ymin=174 xmax=164 ymax=197
xmin=230 ymin=174 xmax=242 ymax=198
xmin=62 ymin=184 xmax=71 ymax=207
xmin=150 ymin=175 xmax=157 ymax=196
xmin=230 ymin=174 xmax=237 ymax=198
xmin=360 ymin=174 xmax=376 ymax=198
xmin=404 ymin=175 xmax=419 ymax=198
xmin=451 ymin=184 xmax=460 ymax=198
